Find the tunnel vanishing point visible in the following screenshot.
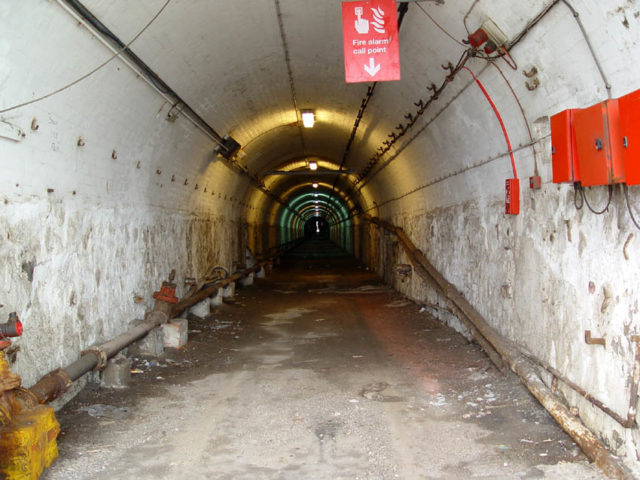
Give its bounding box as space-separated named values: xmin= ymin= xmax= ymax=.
xmin=1 ymin=0 xmax=640 ymax=478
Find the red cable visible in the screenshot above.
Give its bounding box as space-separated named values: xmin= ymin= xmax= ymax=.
xmin=462 ymin=66 xmax=518 ymax=179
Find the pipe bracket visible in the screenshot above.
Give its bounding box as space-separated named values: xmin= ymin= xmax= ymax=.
xmin=28 ymin=368 xmax=72 ymax=404
xmin=585 ymin=330 xmax=606 ymax=347
xmin=81 ymin=347 xmax=108 ymax=371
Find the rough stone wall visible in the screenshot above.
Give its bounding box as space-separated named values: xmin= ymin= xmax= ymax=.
xmin=0 ymin=1 xmax=254 ymax=390
xmin=358 ymin=222 xmax=380 ymax=275
xmin=0 ymin=196 xmax=240 ymax=389
xmin=247 ymin=222 xmax=281 ymax=259
xmin=366 ymin=182 xmax=640 ymax=471
xmin=351 ymin=1 xmax=640 ymax=471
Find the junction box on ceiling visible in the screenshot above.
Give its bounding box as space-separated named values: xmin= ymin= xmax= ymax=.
xmin=468 ymin=19 xmax=508 ymax=54
xmin=551 ymin=87 xmax=640 ymax=187
xmin=214 ymin=135 xmax=242 ymax=160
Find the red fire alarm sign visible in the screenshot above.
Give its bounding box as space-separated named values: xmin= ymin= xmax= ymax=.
xmin=342 ymin=0 xmax=401 ymax=83
xmin=505 ymin=178 xmax=520 ymax=215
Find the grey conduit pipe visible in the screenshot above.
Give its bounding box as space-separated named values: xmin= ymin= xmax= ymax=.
xmin=29 ymin=308 xmax=172 ymax=405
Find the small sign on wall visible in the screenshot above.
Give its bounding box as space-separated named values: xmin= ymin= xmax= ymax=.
xmin=342 ymin=0 xmax=401 ymax=83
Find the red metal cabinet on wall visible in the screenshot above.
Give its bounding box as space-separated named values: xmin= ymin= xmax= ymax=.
xmin=551 ymin=109 xmax=580 ymax=183
xmin=619 ymin=89 xmax=640 ymax=185
xmin=572 ymin=99 xmax=626 ymax=187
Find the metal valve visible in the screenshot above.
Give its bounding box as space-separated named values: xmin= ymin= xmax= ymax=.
xmin=0 ymin=313 xmax=23 ymax=339
xmin=0 ymin=312 xmax=23 ymax=350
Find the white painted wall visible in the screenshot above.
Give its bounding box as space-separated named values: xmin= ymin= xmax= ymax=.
xmin=1 ymin=0 xmax=640 ymax=473
xmin=0 ymin=1 xmax=250 ymax=387
xmin=364 ymin=1 xmax=640 ymax=472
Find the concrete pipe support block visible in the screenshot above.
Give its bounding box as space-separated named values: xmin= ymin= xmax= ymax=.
xmin=162 ymin=318 xmax=188 ymax=349
xmin=223 ymin=282 xmax=235 ymax=298
xmin=210 ymin=288 xmax=224 ymax=306
xmin=100 ymin=354 xmax=131 ymax=388
xmin=128 ymin=325 xmax=164 ymax=357
xmin=190 ymin=298 xmax=210 ymax=318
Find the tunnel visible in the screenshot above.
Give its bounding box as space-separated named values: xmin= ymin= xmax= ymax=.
xmin=1 ymin=0 xmax=640 ymax=478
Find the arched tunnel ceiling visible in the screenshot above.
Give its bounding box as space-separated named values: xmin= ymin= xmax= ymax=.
xmin=3 ymin=5 xmax=640 ymax=470
xmin=2 ymin=0 xmax=639 ymax=222
xmin=81 ymin=0 xmax=380 ymax=172
xmin=66 ymin=1 xmax=465 ymax=203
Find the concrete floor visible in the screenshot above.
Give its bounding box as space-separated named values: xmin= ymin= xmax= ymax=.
xmin=43 ymin=249 xmax=604 ymax=479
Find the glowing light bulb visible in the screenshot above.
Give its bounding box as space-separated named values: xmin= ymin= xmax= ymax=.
xmin=302 ymin=111 xmax=315 ymax=128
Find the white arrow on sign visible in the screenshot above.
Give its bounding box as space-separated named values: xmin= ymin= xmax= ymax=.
xmin=364 ymin=57 xmax=381 ymax=77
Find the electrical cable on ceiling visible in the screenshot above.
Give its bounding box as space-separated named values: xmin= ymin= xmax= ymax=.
xmin=274 ymin=0 xmax=306 ymax=155
xmin=330 ymin=134 xmax=548 ymax=226
xmin=624 ymin=185 xmax=640 ymax=231
xmin=467 ymin=37 xmax=518 ymax=70
xmin=64 ymin=0 xmax=173 ymax=96
xmin=487 ymin=60 xmax=539 ymax=177
xmin=366 ymin=138 xmax=541 ymax=213
xmin=462 ymin=66 xmax=517 ymax=179
xmin=346 ymin=1 xmax=561 ymax=203
xmin=327 ymin=2 xmax=409 ymax=214
xmin=57 ymin=0 xmax=293 ymax=215
xmin=463 ymin=0 xmax=480 ymax=35
xmin=53 ymin=0 xmax=243 ymax=154
xmin=415 ymin=3 xmax=467 ymax=47
xmin=330 ymin=84 xmax=377 ymax=193
xmin=560 ymin=0 xmax=612 ymax=98
xmin=497 ymin=46 xmax=518 ymax=70
xmin=0 ymin=0 xmax=172 ymax=114
xmin=466 ymin=1 xmax=567 ymax=69
xmin=352 ymin=58 xmax=488 ymax=199
xmin=508 ymin=0 xmax=561 ymax=47
xmin=353 ymin=49 xmax=472 ymax=185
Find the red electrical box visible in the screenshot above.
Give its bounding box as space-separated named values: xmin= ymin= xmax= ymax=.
xmin=619 ymin=89 xmax=640 ymax=185
xmin=505 ymin=178 xmax=520 ymax=215
xmin=551 ymin=109 xmax=580 ymax=183
xmin=573 ymin=99 xmax=626 ymax=186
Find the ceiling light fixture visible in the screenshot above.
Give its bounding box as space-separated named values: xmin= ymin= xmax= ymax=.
xmin=301 ymin=110 xmax=315 ymax=128
xmin=309 ymin=161 xmax=318 ymax=171
xmin=312 ymin=183 xmax=319 ymax=189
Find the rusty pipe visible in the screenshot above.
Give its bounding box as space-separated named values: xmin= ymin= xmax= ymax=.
xmin=29 ymin=308 xmax=170 ymax=404
xmin=29 ymin=239 xmax=301 ymax=405
xmin=366 ymin=215 xmax=630 ymax=479
xmin=366 ymin=216 xmax=505 ymax=370
xmin=172 ymin=239 xmax=304 ymax=317
xmin=28 ymin=369 xmax=73 ymax=405
xmin=29 ymin=276 xmax=238 ymax=403
xmin=171 ymin=263 xmax=263 ymax=317
xmin=521 ymin=338 xmax=640 ymax=429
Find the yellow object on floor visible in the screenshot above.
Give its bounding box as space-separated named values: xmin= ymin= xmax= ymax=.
xmin=0 ymin=405 xmax=60 ymax=480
